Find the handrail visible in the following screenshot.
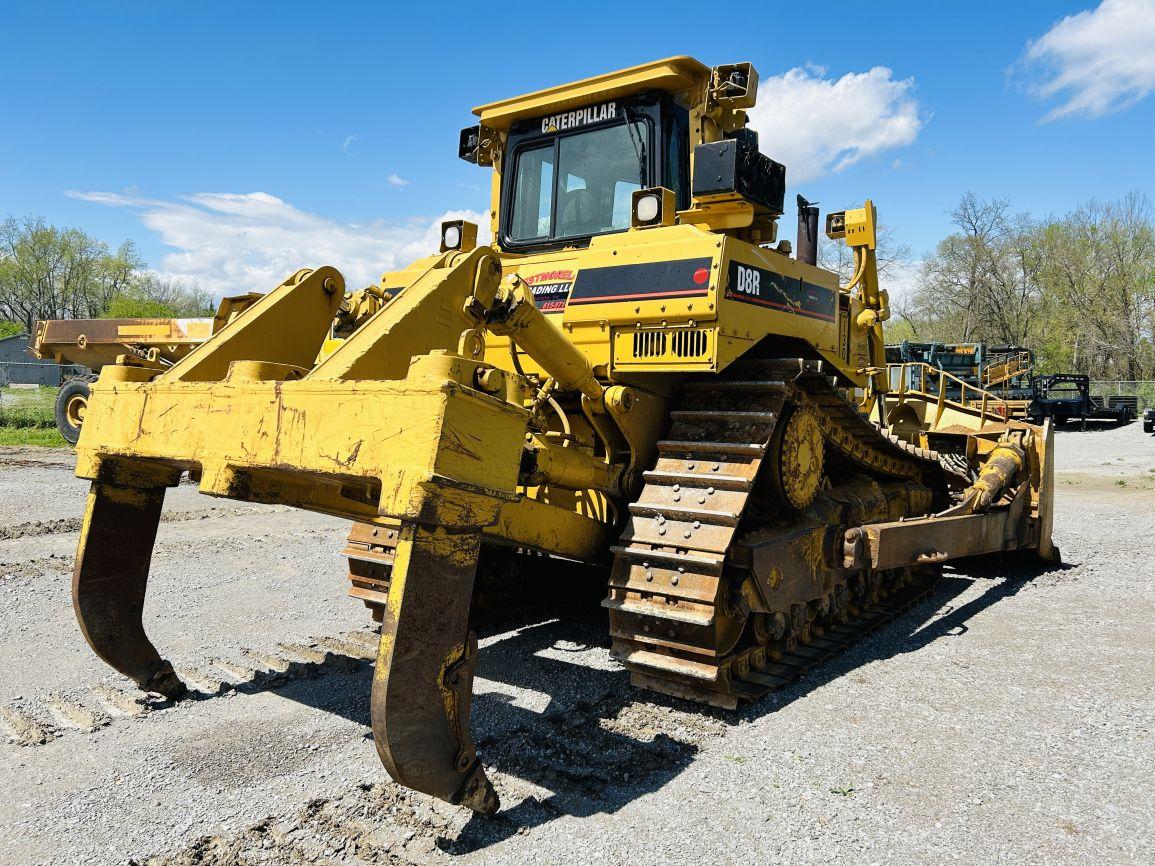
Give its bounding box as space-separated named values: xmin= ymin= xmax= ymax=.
xmin=982 ymin=350 xmax=1033 ymax=389
xmin=887 ymin=361 xmax=1010 ymax=426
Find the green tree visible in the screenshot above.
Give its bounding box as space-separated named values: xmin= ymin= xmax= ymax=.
xmin=103 ymin=274 xmax=214 ymax=319
xmin=1036 ymin=192 xmax=1155 ymax=380
xmin=895 ymin=192 xmax=1155 ymax=378
xmin=908 ymin=194 xmax=1044 ymax=347
xmin=0 ymin=216 xmax=143 ymax=329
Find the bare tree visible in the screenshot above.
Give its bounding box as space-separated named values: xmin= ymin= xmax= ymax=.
xmin=904 ymin=194 xmax=1044 ymax=346
xmin=817 ymin=217 xmax=913 ymax=283
xmin=815 ymin=211 xmax=917 ymax=339
xmin=103 ymin=274 xmax=215 ymax=318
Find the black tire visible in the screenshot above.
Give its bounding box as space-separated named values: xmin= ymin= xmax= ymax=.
xmin=55 ymin=378 xmax=92 ymax=445
xmin=1143 ymin=419 xmax=1153 ymax=434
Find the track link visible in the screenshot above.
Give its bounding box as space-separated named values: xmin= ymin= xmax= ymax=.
xmin=606 ymin=359 xmax=946 ymax=708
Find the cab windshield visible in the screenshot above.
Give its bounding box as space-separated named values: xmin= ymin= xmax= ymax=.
xmin=508 ymin=120 xmax=648 ymax=244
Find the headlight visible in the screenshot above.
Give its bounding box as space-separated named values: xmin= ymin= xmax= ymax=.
xmin=630 ymin=187 xmax=675 ymax=229
xmin=635 ymin=194 xmax=660 ymax=224
xmin=438 ymin=219 xmax=477 ymax=253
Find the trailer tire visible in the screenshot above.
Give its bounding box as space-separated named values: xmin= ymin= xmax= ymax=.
xmin=1144 ymin=419 xmax=1153 ymax=434
xmin=55 ymin=378 xmax=93 ymax=445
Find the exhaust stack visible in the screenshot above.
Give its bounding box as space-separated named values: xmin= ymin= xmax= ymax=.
xmin=796 ymin=194 xmax=820 ymax=266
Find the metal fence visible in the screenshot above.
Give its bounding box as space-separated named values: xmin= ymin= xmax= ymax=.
xmin=1088 ymin=381 xmax=1155 ymax=411
xmin=0 ymin=363 xmax=92 ymax=430
xmin=0 ymin=361 xmax=87 ymax=388
xmin=0 ymin=380 xmax=59 ymax=428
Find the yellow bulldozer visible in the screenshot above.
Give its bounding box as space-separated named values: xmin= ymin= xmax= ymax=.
xmin=69 ymin=57 xmax=1057 ymax=814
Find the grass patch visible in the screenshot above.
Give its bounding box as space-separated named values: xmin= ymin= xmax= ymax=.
xmin=0 ymin=406 xmax=55 ymax=428
xmin=0 ymin=426 xmax=68 ymax=447
xmin=0 ymin=389 xmax=57 ymax=429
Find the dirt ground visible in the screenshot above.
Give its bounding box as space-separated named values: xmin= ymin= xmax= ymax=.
xmin=1 ymin=423 xmax=1152 ymax=866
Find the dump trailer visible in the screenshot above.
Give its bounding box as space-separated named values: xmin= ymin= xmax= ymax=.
xmin=69 ymin=57 xmax=1058 ymax=814
xmin=28 ymin=295 xmax=262 ymax=443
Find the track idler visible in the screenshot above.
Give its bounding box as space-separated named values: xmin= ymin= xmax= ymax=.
xmin=370 ymin=523 xmax=498 ymax=814
xmin=72 ymin=482 xmax=187 ymax=699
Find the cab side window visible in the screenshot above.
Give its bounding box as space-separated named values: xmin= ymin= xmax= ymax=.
xmin=664 ymin=109 xmax=689 ymax=210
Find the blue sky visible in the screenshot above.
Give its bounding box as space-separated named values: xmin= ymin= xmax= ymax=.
xmin=2 ymin=1 xmax=1153 ymax=295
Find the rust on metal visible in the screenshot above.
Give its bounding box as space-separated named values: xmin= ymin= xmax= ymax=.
xmin=370 ymin=523 xmax=498 ymax=814
xmin=71 ymin=482 xmax=186 ymax=699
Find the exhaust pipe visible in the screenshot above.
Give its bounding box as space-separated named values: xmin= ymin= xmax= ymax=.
xmin=796 ymin=194 xmax=819 ymax=266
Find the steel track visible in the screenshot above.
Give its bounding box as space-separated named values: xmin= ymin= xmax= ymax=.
xmin=605 ymin=358 xmax=947 ymax=708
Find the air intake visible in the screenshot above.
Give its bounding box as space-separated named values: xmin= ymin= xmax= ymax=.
xmin=671 ymin=329 xmax=709 ymax=358
xmin=632 ymin=330 xmax=668 ymax=358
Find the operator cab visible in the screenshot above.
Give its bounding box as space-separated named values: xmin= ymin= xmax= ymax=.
xmin=457 ymin=57 xmax=786 ymax=256
xmin=499 ymin=93 xmax=688 ymax=251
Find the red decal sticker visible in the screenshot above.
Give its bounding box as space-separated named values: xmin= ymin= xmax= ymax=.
xmin=525 ymin=270 xmax=575 ymax=285
xmin=693 ymin=267 xmax=709 ymax=285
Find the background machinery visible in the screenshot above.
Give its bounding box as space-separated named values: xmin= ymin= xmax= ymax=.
xmin=67 ymin=57 xmax=1058 ymax=814
xmin=28 ymin=294 xmax=260 ymax=443
xmin=1028 ymin=373 xmax=1136 ymax=427
xmin=886 ymin=341 xmax=1035 ymax=419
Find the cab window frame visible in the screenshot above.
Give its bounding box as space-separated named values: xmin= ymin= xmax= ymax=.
xmin=498 ymin=92 xmax=687 ymax=253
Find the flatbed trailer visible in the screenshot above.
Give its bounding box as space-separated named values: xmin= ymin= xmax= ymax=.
xmin=1028 ymin=374 xmax=1136 ymax=428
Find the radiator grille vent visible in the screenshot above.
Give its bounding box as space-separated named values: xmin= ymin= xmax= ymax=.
xmin=632 ymin=330 xmax=668 ymax=358
xmin=618 ymin=327 xmax=714 ymax=366
xmin=671 ymin=329 xmax=709 ymax=358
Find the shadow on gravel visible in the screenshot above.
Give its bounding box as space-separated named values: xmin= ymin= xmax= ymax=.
xmin=442 ymin=612 xmax=707 ymax=852
xmin=256 ymin=552 xmax=1069 ymax=856
xmin=731 ymin=552 xmax=1073 ymax=713
xmin=1052 ymin=421 xmax=1136 ymax=434
xmin=240 ymin=610 xmax=703 ymax=852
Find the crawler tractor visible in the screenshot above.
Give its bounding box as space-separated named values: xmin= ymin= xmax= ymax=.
xmin=70 ymin=58 xmax=1058 ymax=814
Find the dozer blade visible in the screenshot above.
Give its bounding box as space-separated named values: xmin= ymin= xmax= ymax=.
xmin=72 ymin=482 xmax=187 ymax=699
xmin=370 ymin=524 xmax=498 ymax=814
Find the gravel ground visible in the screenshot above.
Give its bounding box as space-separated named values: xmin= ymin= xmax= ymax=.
xmin=0 ymin=425 xmax=1152 ymax=866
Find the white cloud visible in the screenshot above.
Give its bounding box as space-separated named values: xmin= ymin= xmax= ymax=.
xmin=1020 ymin=0 xmax=1155 ymax=121
xmin=66 ymin=189 xmax=487 ymax=296
xmin=748 ymin=65 xmax=924 ymax=183
xmin=882 ymin=259 xmax=922 ymax=308
xmin=386 ymin=173 xmax=411 ymax=187
xmin=341 ymin=134 xmax=359 ymax=150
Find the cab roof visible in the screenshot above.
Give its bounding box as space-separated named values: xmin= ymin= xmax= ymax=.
xmin=472 ymin=56 xmax=709 ymax=131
